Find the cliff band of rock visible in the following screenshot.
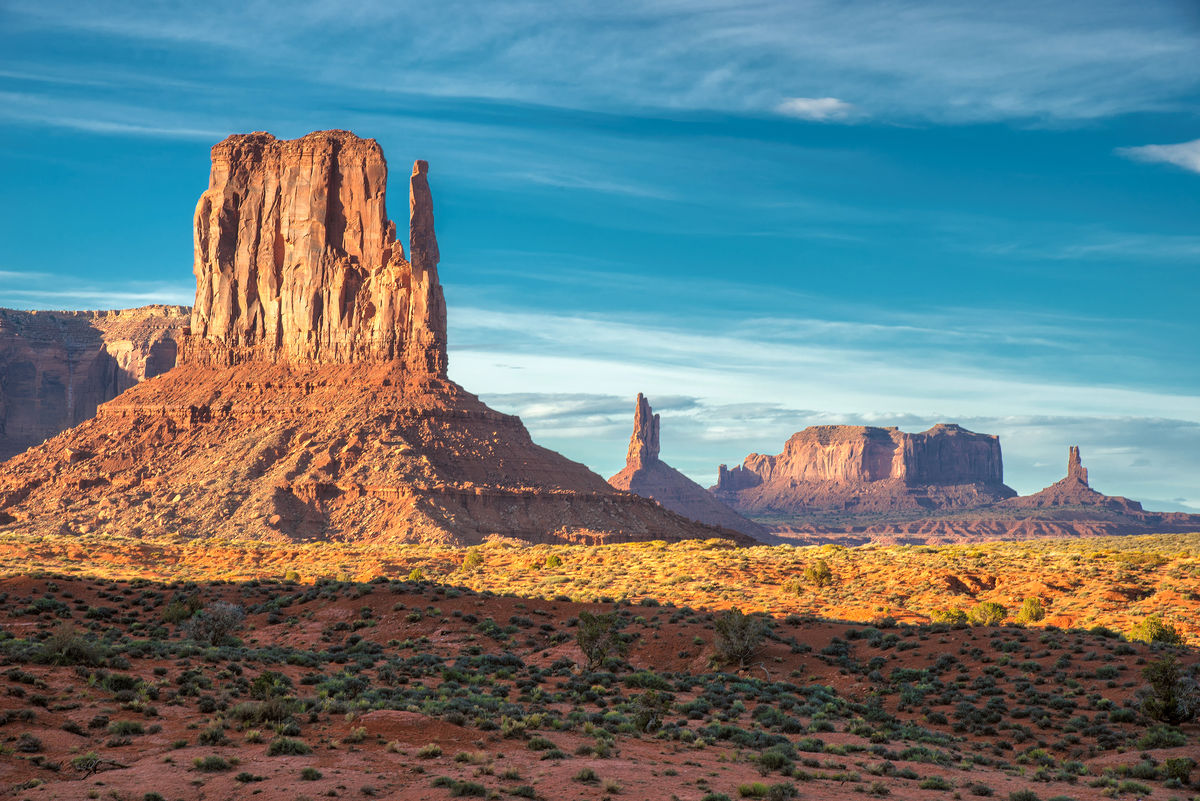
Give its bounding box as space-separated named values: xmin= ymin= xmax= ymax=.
xmin=714 ymin=423 xmax=1017 ymax=515
xmin=184 ymin=131 xmax=446 ymax=372
xmin=0 ymin=306 xmax=188 ymax=460
xmin=0 ymin=131 xmax=747 ymax=546
xmin=609 ymin=394 xmax=767 ymax=539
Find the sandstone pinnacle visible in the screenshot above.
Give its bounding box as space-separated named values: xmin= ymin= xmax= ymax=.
xmin=625 ymin=393 xmax=661 ymax=470
xmin=1067 ymin=445 xmax=1089 ymax=485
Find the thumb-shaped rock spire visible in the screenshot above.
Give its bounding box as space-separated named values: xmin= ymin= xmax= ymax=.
xmin=1067 ymin=445 xmax=1088 ymax=485
xmin=625 ymin=393 xmax=661 ymax=470
xmin=405 ymin=159 xmax=448 ymax=377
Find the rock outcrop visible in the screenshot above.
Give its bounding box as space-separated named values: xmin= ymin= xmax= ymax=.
xmin=1003 ymin=446 xmax=1143 ymax=512
xmin=714 ymin=424 xmax=1016 ymax=515
xmin=0 ymin=131 xmax=749 ymax=547
xmin=608 ymin=395 xmax=767 ymax=539
xmin=184 ymin=131 xmax=445 ymax=370
xmin=0 ymin=306 xmax=188 ymax=460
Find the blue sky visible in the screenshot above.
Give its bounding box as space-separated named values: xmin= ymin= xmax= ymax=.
xmin=2 ymin=1 xmax=1198 ymax=509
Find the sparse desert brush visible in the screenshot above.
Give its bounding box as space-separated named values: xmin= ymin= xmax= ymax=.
xmin=33 ymin=623 xmax=106 ymax=666
xmin=1128 ymin=614 xmax=1183 ymax=645
xmin=576 ymin=610 xmax=629 ymax=670
xmin=967 ymin=602 xmax=1006 ymax=627
xmin=183 ymin=601 xmax=244 ymax=645
xmin=1140 ymin=653 xmax=1199 ymax=724
xmin=266 ymin=736 xmax=311 ymax=756
xmin=931 ymin=609 xmax=968 ymax=625
xmin=192 ymin=754 xmax=232 ymax=772
xmin=1015 ymin=597 xmax=1045 ymax=624
xmin=714 ymin=607 xmax=766 ymax=668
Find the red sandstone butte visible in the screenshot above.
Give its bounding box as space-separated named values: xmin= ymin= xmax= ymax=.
xmin=713 ymin=423 xmax=1017 ymax=515
xmin=608 ymin=394 xmax=767 ymax=539
xmin=0 ymin=131 xmax=748 ymax=547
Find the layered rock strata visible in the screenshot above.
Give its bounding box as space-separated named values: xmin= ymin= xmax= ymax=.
xmin=0 ymin=306 xmax=188 ymax=460
xmin=609 ymin=395 xmax=767 ymax=539
xmin=714 ymin=424 xmax=1017 ymax=515
xmin=0 ymin=131 xmax=747 ymax=546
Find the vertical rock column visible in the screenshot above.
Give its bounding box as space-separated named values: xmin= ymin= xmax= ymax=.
xmin=1067 ymin=446 xmax=1089 ymax=485
xmin=406 ymin=160 xmax=448 ymax=377
xmin=624 ymin=393 xmax=661 ymax=471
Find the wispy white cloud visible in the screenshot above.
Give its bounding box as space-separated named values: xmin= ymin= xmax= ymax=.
xmin=0 ymin=91 xmax=226 ymax=139
xmin=0 ymin=269 xmax=192 ymax=310
xmin=775 ymin=97 xmax=855 ymax=122
xmin=1117 ymin=138 xmax=1200 ymax=175
xmin=7 ymin=0 xmax=1199 ymax=124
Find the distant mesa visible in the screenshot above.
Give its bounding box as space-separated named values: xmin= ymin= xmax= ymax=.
xmin=713 ymin=423 xmax=1017 ymax=515
xmin=0 ymin=306 xmax=189 ymax=460
xmin=0 ymin=130 xmax=747 ymax=547
xmin=608 ymin=394 xmax=767 ymax=540
xmin=1003 ymin=446 xmax=1143 ymax=513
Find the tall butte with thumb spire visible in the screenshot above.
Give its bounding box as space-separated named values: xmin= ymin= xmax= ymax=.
xmin=0 ymin=130 xmax=749 ymax=546
xmin=609 ymin=394 xmax=766 ymax=539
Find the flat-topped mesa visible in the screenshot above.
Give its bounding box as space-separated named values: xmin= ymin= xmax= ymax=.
xmin=182 ymin=130 xmax=446 ymax=374
xmin=1067 ymin=445 xmax=1088 ymax=485
xmin=714 ymin=423 xmax=1016 ymax=515
xmin=625 ymin=393 xmax=661 ymax=471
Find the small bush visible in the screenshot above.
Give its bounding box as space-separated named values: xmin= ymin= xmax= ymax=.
xmin=714 ymin=608 xmax=766 ymax=668
xmin=931 ymin=609 xmax=967 ymax=625
xmin=107 ymin=720 xmax=144 ymax=736
xmin=183 ymin=601 xmax=245 ymax=646
xmin=803 ymin=559 xmax=834 ymax=587
xmin=1015 ymin=598 xmax=1045 ymax=624
xmin=1129 ymin=614 xmax=1184 ymax=645
xmin=33 ymin=624 xmax=106 ymax=666
xmin=266 ymin=736 xmax=311 ymax=756
xmin=967 ymin=602 xmax=1006 ymax=627
xmin=460 ymin=548 xmax=484 ymax=572
xmin=920 ymin=776 xmax=953 ymax=790
xmin=193 ymin=755 xmax=232 ymax=772
xmin=301 ymin=767 xmax=322 ymax=780
xmin=576 ymin=611 xmax=628 ymax=670
xmin=417 ymin=743 xmax=443 ymax=758
xmin=1140 ymin=654 xmax=1198 ymax=725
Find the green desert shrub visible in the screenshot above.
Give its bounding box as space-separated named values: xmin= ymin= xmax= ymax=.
xmin=183 ymin=601 xmax=245 ymax=646
xmin=193 ymin=755 xmax=232 ymax=772
xmin=266 ymin=736 xmax=311 ymax=756
xmin=34 ymin=624 xmax=106 ymax=666
xmin=576 ymin=611 xmax=628 ymax=670
xmin=714 ymin=608 xmax=766 ymax=668
xmin=967 ymin=602 xmax=1006 ymax=627
xmin=1140 ymin=654 xmax=1198 ymax=724
xmin=1015 ymin=598 xmax=1045 ymax=624
xmin=1129 ymin=615 xmax=1184 ymax=645
xmin=931 ymin=609 xmax=968 ymax=625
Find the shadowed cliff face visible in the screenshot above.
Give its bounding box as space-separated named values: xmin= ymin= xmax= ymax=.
xmin=0 ymin=306 xmax=189 ymax=461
